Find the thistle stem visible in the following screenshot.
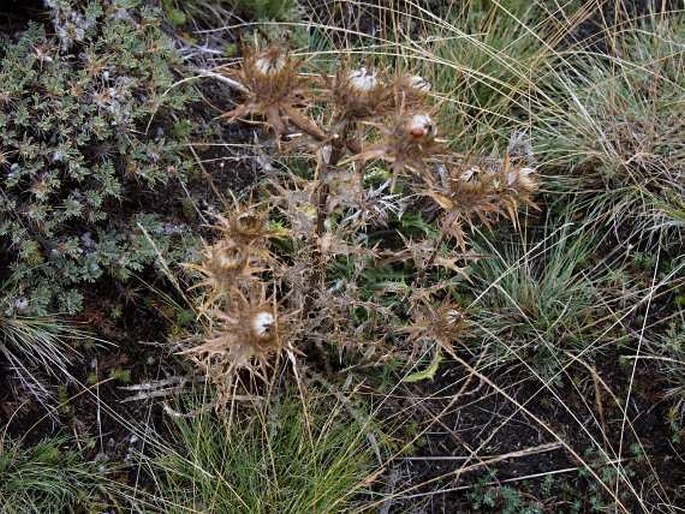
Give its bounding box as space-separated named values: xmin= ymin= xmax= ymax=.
xmin=417 ymin=230 xmax=446 ymax=285
xmin=315 ymin=120 xmax=351 ymax=236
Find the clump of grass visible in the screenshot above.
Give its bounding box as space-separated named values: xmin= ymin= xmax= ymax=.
xmin=0 ymin=271 xmax=95 ymax=408
xmin=142 ymin=388 xmax=383 ymax=513
xmin=539 ymin=12 xmax=685 ymax=247
xmin=464 ymin=219 xmax=630 ymax=378
xmin=0 ymin=431 xmax=113 ymax=513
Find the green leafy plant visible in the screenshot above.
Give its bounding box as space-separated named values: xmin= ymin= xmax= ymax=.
xmin=0 ymin=5 xmax=199 ymax=315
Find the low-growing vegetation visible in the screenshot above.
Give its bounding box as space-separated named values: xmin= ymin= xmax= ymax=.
xmin=0 ymin=0 xmax=683 ymax=512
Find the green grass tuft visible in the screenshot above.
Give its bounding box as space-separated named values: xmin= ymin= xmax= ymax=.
xmin=142 ymin=389 xmax=384 ymax=513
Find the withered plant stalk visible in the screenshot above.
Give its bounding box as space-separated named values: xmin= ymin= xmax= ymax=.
xmin=181 ymin=45 xmax=539 ymax=403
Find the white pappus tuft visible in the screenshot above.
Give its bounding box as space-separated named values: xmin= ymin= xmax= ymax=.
xmin=348 ymin=67 xmax=378 ymax=93
xmin=252 ymin=311 xmax=275 ymax=338
xmin=255 ymin=54 xmax=287 ymax=75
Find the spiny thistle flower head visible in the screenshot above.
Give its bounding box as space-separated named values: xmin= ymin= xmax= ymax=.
xmin=393 ymin=73 xmax=432 ymax=109
xmin=330 ymin=65 xmax=393 ymax=120
xmin=181 ymin=286 xmax=286 ymax=379
xmin=239 ymin=46 xmax=301 ymax=102
xmin=219 ymin=46 xmax=322 ymax=139
xmin=405 ymin=113 xmax=436 ymax=140
xmin=348 ymin=67 xmax=378 ymax=92
xmin=210 ymin=304 xmax=281 ymax=369
xmin=189 ymin=239 xmax=249 ymax=285
xmin=404 ymin=75 xmax=431 ymax=92
xmin=425 ymin=156 xmax=539 ymax=247
xmin=212 ymin=207 xmax=273 ymax=247
xmin=253 ymin=50 xmax=287 ymax=76
xmin=350 ymin=111 xmax=444 ymax=176
xmin=403 ymin=301 xmax=465 ymax=351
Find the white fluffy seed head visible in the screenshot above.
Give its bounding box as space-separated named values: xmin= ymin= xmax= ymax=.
xmin=460 ymin=166 xmax=480 ymax=182
xmin=506 ymin=167 xmax=536 ymax=187
xmin=255 ymin=54 xmax=287 ymax=75
xmin=445 ymin=309 xmax=462 ymax=325
xmin=348 ymin=67 xmax=378 ymax=93
xmin=407 ymin=114 xmax=434 ymax=139
xmin=406 ymin=75 xmax=431 ymax=92
xmin=252 ymin=311 xmax=275 ymax=338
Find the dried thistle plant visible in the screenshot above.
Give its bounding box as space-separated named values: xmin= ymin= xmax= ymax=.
xmin=180 ymin=284 xmax=292 ymax=405
xmin=182 ymin=43 xmax=540 ymax=401
xmin=349 ymin=111 xmax=446 ymax=181
xmin=424 ymin=155 xmax=538 ymax=248
xmin=401 ymin=300 xmax=466 ymax=353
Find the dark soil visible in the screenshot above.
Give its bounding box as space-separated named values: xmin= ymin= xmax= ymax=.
xmin=378 ymin=354 xmax=684 ymax=512
xmin=0 ymin=0 xmax=50 ymax=37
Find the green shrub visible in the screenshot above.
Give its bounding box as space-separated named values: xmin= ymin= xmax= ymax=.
xmin=0 ymin=4 xmax=199 ymax=315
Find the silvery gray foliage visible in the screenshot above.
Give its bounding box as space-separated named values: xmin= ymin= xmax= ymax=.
xmin=44 ymin=0 xmax=98 ymax=50
xmin=0 ymin=5 xmax=200 ymax=315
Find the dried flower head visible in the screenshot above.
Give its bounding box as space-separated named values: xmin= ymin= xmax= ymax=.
xmin=348 ymin=67 xmax=378 ymax=92
xmin=330 ymin=65 xmax=393 ymax=121
xmin=181 ymin=286 xmax=286 ymax=386
xmin=349 ymin=111 xmax=445 ymax=178
xmin=212 ymin=207 xmax=274 ymax=247
xmin=184 ymin=240 xmax=261 ymax=309
xmin=402 ymin=301 xmax=465 ymax=351
xmin=424 ymin=156 xmax=538 ymax=247
xmin=405 ymin=114 xmax=436 ymax=140
xmin=219 ymin=46 xmax=323 ymax=139
xmin=393 ymin=73 xmax=431 ymax=109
